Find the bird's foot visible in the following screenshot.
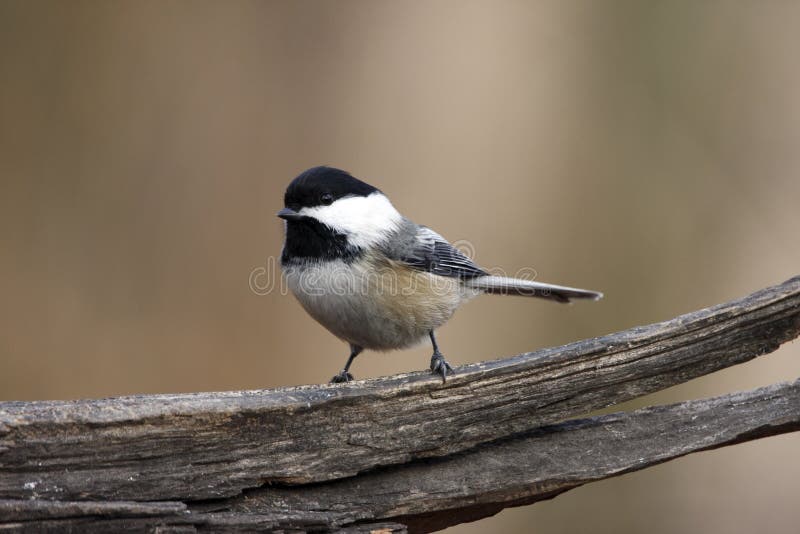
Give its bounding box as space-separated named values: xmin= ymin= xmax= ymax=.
xmin=330 ymin=370 xmax=354 ymax=384
xmin=430 ymin=351 xmax=454 ymax=383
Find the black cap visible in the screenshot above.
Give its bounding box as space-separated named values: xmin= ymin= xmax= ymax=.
xmin=283 ymin=166 xmax=379 ymax=211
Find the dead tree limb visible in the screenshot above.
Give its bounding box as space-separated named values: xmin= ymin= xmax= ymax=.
xmin=1 ymin=276 xmax=799 ymax=532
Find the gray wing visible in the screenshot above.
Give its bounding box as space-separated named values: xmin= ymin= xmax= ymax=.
xmin=382 ymin=220 xmax=487 ymax=279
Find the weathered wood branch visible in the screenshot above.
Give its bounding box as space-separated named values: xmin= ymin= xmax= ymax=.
xmin=2 ymin=381 xmax=798 ymax=532
xmin=1 ymin=276 xmax=799 ymax=532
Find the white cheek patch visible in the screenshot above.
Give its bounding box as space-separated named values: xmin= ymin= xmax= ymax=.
xmin=299 ymin=193 xmax=402 ymax=249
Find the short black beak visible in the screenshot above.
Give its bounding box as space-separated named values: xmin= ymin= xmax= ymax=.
xmin=277 ymin=207 xmax=304 ymax=221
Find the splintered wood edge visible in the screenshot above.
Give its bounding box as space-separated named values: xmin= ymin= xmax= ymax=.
xmin=2 ymin=381 xmax=798 ymax=532
xmin=0 ymin=275 xmax=799 ymax=504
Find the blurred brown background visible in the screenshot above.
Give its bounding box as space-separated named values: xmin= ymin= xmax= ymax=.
xmin=1 ymin=1 xmax=799 ymax=532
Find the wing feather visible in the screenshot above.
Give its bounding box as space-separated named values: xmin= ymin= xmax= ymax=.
xmin=386 ymin=225 xmax=487 ymax=279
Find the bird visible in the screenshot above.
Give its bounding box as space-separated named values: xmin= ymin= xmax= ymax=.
xmin=278 ymin=166 xmax=602 ymax=384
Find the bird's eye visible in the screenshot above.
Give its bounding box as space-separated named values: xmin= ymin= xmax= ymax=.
xmin=320 ymin=193 xmax=334 ymax=205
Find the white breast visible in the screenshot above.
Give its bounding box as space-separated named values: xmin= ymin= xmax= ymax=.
xmin=283 ymin=256 xmax=476 ymax=351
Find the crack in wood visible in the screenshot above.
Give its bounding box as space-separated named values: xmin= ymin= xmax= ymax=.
xmin=0 ymin=276 xmax=799 ymax=532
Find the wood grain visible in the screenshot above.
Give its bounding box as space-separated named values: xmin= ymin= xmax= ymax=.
xmin=1 ymin=276 xmax=798 ymax=531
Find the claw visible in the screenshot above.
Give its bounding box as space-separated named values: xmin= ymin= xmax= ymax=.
xmin=430 ymin=352 xmax=454 ymax=383
xmin=330 ymin=370 xmax=354 ymax=383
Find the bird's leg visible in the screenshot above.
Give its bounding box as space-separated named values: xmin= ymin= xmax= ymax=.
xmin=429 ymin=331 xmax=454 ymax=383
xmin=330 ymin=344 xmax=363 ymax=383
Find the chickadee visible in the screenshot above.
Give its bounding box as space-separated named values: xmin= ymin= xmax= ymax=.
xmin=278 ymin=166 xmax=602 ymax=383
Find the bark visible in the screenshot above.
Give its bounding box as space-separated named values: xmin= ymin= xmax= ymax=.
xmin=1 ymin=276 xmax=799 ymax=532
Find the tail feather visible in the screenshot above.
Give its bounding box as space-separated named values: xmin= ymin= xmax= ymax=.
xmin=464 ymin=275 xmax=603 ymax=303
